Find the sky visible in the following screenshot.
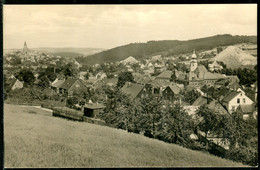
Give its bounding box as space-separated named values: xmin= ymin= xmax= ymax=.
xmin=3 ymin=4 xmax=257 ymax=49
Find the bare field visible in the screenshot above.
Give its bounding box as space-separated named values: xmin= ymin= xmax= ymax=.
xmin=4 ymin=104 xmax=246 ymax=168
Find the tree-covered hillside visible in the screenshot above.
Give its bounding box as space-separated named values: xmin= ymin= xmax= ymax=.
xmin=77 ymin=34 xmax=257 ymax=65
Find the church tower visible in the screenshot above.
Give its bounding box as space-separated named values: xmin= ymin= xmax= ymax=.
xmin=23 ymin=41 xmax=29 ymax=53
xmin=190 ymin=49 xmax=198 ymax=72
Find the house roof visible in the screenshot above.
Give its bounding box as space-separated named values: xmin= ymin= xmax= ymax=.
xmin=215 ymin=79 xmax=227 ymax=85
xmin=148 ymin=79 xmax=170 ymax=88
xmin=194 ymin=65 xmax=208 ymax=73
xmin=237 ymin=104 xmax=255 ymax=113
xmin=192 ymin=96 xmax=208 ymax=106
xmin=156 ymin=71 xmax=173 ymax=79
xmin=167 ymin=84 xmax=181 ymax=94
xmin=223 ymin=91 xmax=240 ymax=103
xmin=51 ymin=79 xmax=65 ymax=88
xmin=177 ymin=73 xmax=188 ymax=81
xmin=203 ymin=72 xmax=226 ymax=80
xmin=121 ymin=82 xmax=144 ymax=98
xmin=59 ymin=78 xmax=81 ymax=90
xmin=207 ymin=100 xmax=229 ymax=115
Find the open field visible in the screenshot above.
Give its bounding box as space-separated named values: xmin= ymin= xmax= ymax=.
xmin=4 ymin=104 xmax=246 ymax=168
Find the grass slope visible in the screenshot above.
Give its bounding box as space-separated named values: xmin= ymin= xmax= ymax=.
xmin=4 ymin=104 xmax=246 ymax=168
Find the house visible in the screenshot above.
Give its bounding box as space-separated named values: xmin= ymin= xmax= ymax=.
xmin=177 ymin=51 xmax=226 ymax=87
xmin=192 ymin=96 xmax=208 ymax=106
xmin=83 ymin=103 xmax=106 ymax=118
xmin=101 ymin=78 xmax=118 ymax=87
xmin=5 ymin=78 xmax=23 ymax=90
xmin=236 ymin=104 xmax=257 ymax=120
xmin=162 ymin=84 xmax=181 ymax=101
xmin=155 ymin=70 xmax=173 ymax=82
xmin=58 ymin=78 xmax=88 ymax=96
xmin=121 ymin=82 xmax=151 ymax=99
xmin=222 ymin=90 xmax=254 ymax=113
xmin=208 ymin=60 xmax=223 ymax=71
xmin=51 ymin=78 xmax=65 ymax=93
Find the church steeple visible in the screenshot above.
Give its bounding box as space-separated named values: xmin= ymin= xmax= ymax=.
xmin=23 ymin=41 xmax=29 ymax=53
xmin=190 ymin=49 xmax=198 ymax=72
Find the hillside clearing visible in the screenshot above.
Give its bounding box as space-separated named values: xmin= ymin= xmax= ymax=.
xmin=4 ymin=104 xmax=246 ymax=168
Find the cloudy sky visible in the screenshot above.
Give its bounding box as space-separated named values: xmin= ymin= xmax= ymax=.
xmin=4 ymin=4 xmax=257 ymax=49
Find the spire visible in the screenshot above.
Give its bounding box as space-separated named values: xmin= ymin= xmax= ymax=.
xmin=191 ymin=49 xmax=197 ymax=59
xmin=23 ymin=41 xmax=29 ymax=53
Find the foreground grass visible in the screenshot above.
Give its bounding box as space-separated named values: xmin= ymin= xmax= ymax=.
xmin=4 ymin=104 xmax=246 ymax=168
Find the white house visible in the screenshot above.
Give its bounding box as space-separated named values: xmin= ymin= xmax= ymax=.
xmin=222 ymin=91 xmax=254 ymax=113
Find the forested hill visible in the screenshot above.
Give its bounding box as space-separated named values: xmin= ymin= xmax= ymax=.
xmin=77 ymin=34 xmax=257 ymax=65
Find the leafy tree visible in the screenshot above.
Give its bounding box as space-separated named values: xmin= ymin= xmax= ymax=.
xmin=217 ymin=47 xmax=223 ymax=53
xmin=137 ymin=96 xmax=164 ymax=138
xmin=116 ymin=71 xmax=134 ymax=88
xmin=159 ymin=103 xmax=194 ymax=145
xmin=16 ymin=68 xmax=35 ymax=86
xmin=63 ymin=63 xmax=78 ymax=78
xmin=170 ymin=71 xmax=177 ymax=82
xmin=38 ymin=76 xmax=50 ymax=88
xmin=196 ymin=105 xmax=226 ymax=149
xmin=84 ymin=72 xmax=90 ymax=80
xmin=181 ymin=89 xmax=200 ymax=105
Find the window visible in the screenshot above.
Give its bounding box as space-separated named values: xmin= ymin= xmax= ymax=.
xmin=141 ymin=94 xmax=144 ymax=98
xmin=237 ymin=98 xmax=240 ymax=104
xmin=243 ymin=98 xmax=246 ymax=103
xmin=231 ymin=106 xmax=235 ymax=111
xmin=76 ymin=85 xmax=80 ymax=88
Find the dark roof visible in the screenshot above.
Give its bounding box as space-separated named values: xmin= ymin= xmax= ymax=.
xmin=219 ymin=87 xmax=230 ymax=96
xmin=121 ymin=82 xmax=144 ymax=98
xmin=167 ymin=85 xmax=181 ymax=94
xmin=237 ymin=104 xmax=255 ymax=113
xmin=192 ymin=96 xmax=208 ymax=106
xmin=84 ymin=103 xmax=106 ymax=109
xmin=156 ymin=71 xmax=172 ymax=79
xmin=223 ymin=91 xmax=240 ymax=103
xmin=207 ymin=100 xmax=229 ymax=115
xmin=59 ymin=78 xmax=85 ymax=90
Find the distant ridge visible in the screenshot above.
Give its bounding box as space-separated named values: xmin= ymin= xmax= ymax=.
xmin=33 ymin=47 xmax=105 ymax=56
xmin=80 ymin=34 xmax=256 ymax=65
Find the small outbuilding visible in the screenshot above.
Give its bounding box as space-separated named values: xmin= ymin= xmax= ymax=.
xmin=83 ymin=103 xmax=106 ymax=118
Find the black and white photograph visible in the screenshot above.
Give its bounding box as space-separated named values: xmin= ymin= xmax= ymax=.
xmin=3 ymin=4 xmax=258 ymax=168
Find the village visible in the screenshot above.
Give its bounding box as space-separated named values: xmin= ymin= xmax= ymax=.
xmin=4 ymin=40 xmax=258 ymax=160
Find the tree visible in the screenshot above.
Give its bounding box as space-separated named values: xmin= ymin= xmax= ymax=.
xmin=63 ymin=63 xmax=78 ymax=78
xmin=38 ymin=76 xmax=50 ymax=88
xmin=217 ymin=47 xmax=223 ymax=53
xmin=84 ymin=72 xmax=90 ymax=80
xmin=116 ymin=71 xmax=134 ymax=88
xmin=158 ymin=103 xmax=194 ymax=146
xmin=196 ymin=105 xmax=225 ymax=149
xmin=170 ymin=71 xmax=176 ymax=82
xmin=181 ymin=89 xmax=200 ymax=105
xmin=16 ymin=68 xmax=35 ymax=86
xmin=137 ymin=96 xmax=164 ymax=138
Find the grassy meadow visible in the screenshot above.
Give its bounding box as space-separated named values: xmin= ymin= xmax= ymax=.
xmin=4 ymin=104 xmax=246 ymax=168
